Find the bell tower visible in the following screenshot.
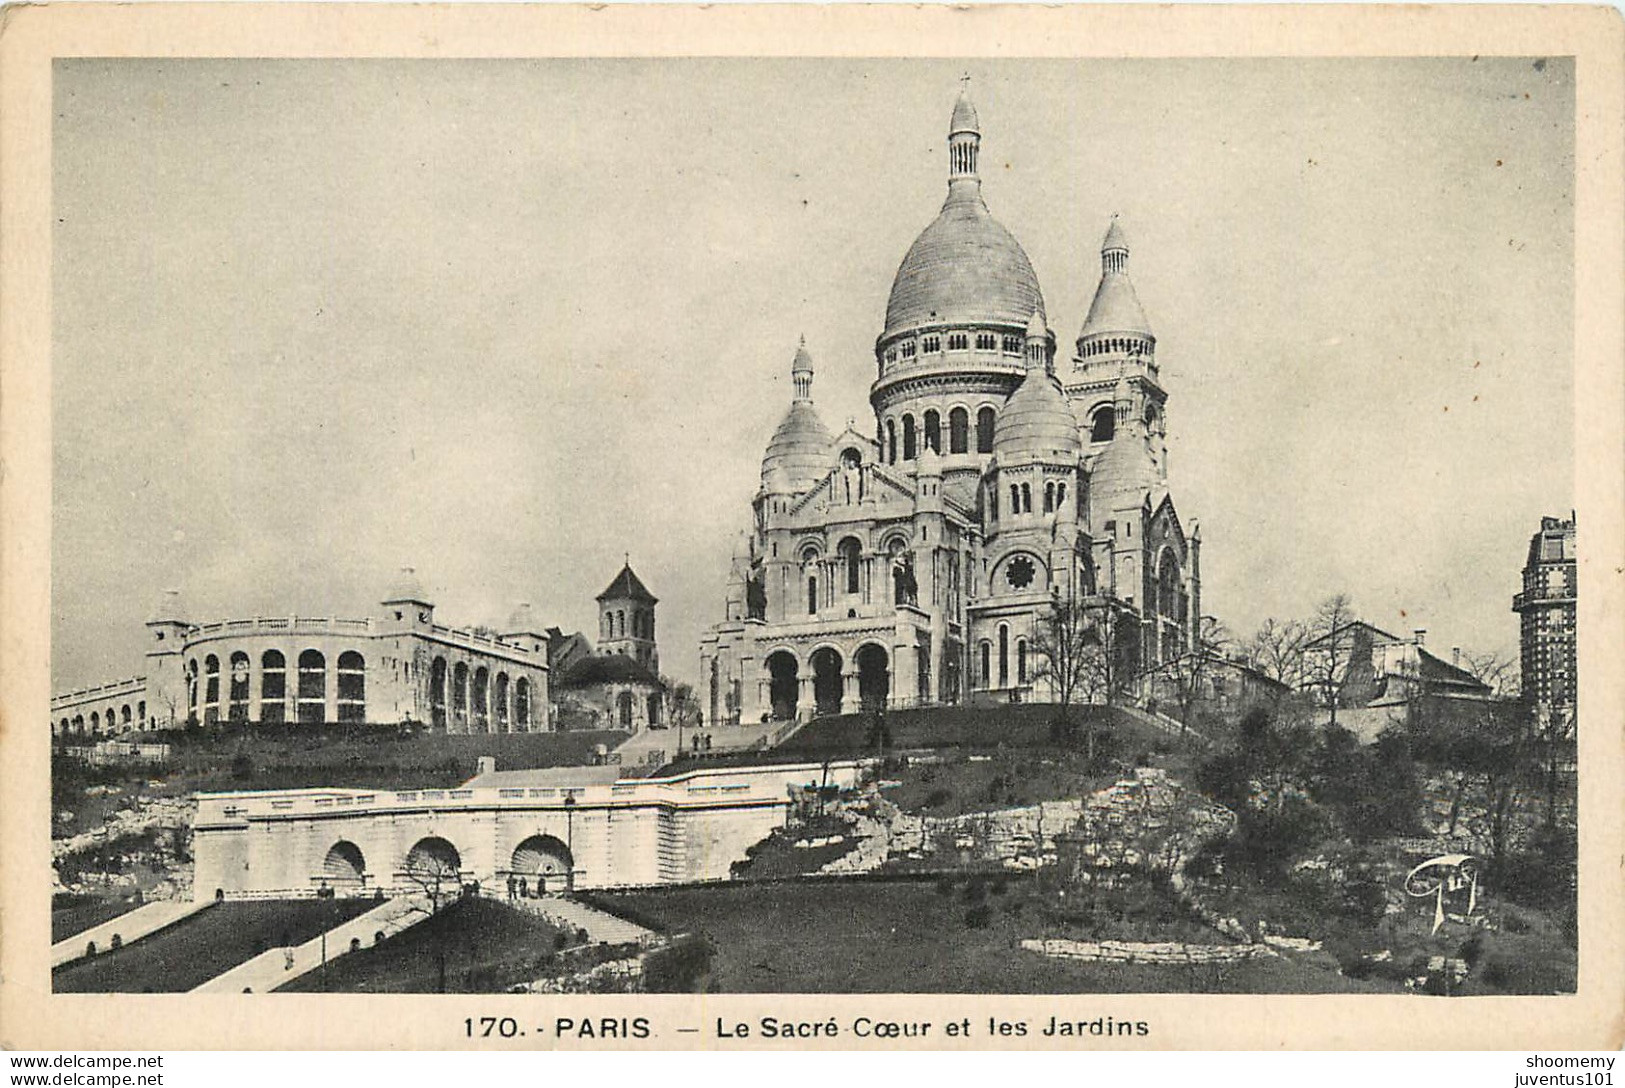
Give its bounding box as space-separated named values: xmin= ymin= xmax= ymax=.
xmin=597 ymin=560 xmax=660 ymax=673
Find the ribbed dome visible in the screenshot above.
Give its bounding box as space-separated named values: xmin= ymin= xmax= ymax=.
xmin=382 ymin=567 xmax=431 ymax=604
xmin=993 ymin=366 xmax=1082 ymax=461
xmin=884 ymin=195 xmax=1046 ymax=341
xmin=1080 ymin=273 xmax=1152 ymax=338
xmin=1088 ymin=426 xmax=1159 ymax=521
xmin=762 ymin=400 xmax=834 ymax=492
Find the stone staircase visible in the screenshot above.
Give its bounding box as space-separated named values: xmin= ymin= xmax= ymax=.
xmin=190 ymin=894 xmax=431 ymax=993
xmin=502 ymin=894 xmax=657 ymax=947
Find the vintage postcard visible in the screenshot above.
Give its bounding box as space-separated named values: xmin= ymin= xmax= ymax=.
xmin=1 ymin=3 xmax=1620 ymax=1052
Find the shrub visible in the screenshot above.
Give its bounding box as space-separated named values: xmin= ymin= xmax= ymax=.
xmin=643 ymin=935 xmax=714 ymax=993
xmin=963 ymin=904 xmax=992 ymax=929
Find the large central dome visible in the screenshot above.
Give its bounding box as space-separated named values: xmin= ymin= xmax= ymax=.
xmin=880 ymin=86 xmax=1045 ymax=344
xmin=883 ymin=197 xmax=1046 ymax=341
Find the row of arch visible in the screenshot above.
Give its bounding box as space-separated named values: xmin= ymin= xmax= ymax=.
xmin=992 ymin=478 xmax=1071 ymax=518
xmin=881 ymin=328 xmax=1026 ymax=368
xmin=977 ymin=624 xmax=1031 ymax=691
xmin=1085 ymin=401 xmax=1162 ymax=444
xmin=57 ymin=699 xmax=148 ymax=737
xmin=796 ymin=534 xmax=915 ymax=613
xmin=1079 ymin=336 xmax=1154 ymax=359
xmin=318 ymin=833 xmax=574 ymax=891
xmin=427 ymin=657 xmax=535 ymax=733
xmin=601 ymin=608 xmax=653 ymax=641
xmin=882 ymin=404 xmax=998 ymax=463
xmin=763 ymin=643 xmax=891 ymax=719
xmin=186 ymin=649 xmax=365 ymax=724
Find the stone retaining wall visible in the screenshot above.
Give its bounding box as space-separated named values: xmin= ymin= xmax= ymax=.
xmin=1020 ymin=937 xmax=1274 ymax=965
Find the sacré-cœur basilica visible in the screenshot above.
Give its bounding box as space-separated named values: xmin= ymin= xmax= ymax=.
xmin=700 ymin=84 xmax=1202 ymax=729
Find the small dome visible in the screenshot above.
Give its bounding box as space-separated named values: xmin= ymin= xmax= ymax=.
xmin=505 ymin=602 xmax=540 ymax=635
xmin=762 ymin=401 xmax=834 ymax=492
xmin=1089 ymin=425 xmax=1159 ymax=521
xmin=1081 ymin=274 xmax=1152 ymax=339
xmin=884 ymin=197 xmax=1046 ymax=340
xmin=147 ymin=587 xmax=186 ymax=624
xmin=993 ymin=367 xmax=1082 ymax=461
xmin=949 ymin=86 xmax=980 ymax=136
xmin=917 ymin=443 xmax=942 ymax=476
xmin=1025 ymin=309 xmax=1047 ymax=339
xmin=1102 ymin=216 xmax=1127 ymax=252
xmin=382 ymin=567 xmax=431 ymax=604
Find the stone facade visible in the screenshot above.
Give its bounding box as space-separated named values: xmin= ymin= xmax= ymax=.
xmin=190 ymin=760 xmax=865 ymax=900
xmin=700 ymin=86 xmax=1201 ymax=728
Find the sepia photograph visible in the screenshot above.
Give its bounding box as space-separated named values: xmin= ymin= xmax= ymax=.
xmin=2 ymin=2 xmax=1621 ymax=1054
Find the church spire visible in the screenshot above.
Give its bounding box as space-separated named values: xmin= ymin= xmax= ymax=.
xmin=1102 ymin=214 xmax=1128 ymax=275
xmin=947 ymin=78 xmax=981 ymax=198
xmin=792 ymin=335 xmax=814 ymax=401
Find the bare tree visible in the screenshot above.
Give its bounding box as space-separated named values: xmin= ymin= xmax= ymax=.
xmin=1242 ymin=617 xmax=1310 ymax=689
xmin=1457 ymin=649 xmax=1518 ymax=699
xmin=1303 ymin=594 xmax=1356 ymax=726
xmin=1032 ymin=591 xmax=1129 ymax=762
xmin=1151 ymin=616 xmax=1231 ymax=737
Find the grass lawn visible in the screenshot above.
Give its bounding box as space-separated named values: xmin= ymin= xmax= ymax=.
xmin=53 ymin=899 xmax=375 ymax=993
xmin=599 ymin=880 xmax=1397 ymax=994
xmin=282 ymin=897 xmax=573 ymax=993
xmin=51 ymin=894 xmax=144 ymax=943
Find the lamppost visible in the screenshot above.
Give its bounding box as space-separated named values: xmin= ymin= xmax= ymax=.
xmin=563 ymin=792 xmax=577 ymax=893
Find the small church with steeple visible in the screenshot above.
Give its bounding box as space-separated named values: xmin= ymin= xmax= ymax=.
xmin=698 ymin=83 xmax=1202 ymax=728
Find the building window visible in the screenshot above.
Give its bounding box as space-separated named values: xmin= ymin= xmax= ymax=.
xmin=976 ymin=332 xmax=997 ymax=351
xmin=1021 ymin=483 xmax=1032 ymax=513
xmin=203 ymin=655 xmax=221 ymax=723
xmin=1010 ymin=483 xmax=1020 ymax=513
xmin=297 ymin=650 xmax=326 ymax=723
xmin=1044 ymin=481 xmax=1055 ymax=513
xmin=1006 ymin=555 xmax=1037 ymax=590
xmin=1057 ymin=482 xmax=1067 ymax=509
xmin=1017 ymin=638 xmax=1028 ymax=683
xmin=923 ymin=410 xmax=941 ymax=453
xmin=979 ymin=642 xmax=992 ymax=688
xmin=617 ymin=691 xmax=635 ymax=729
xmin=922 ymin=335 xmax=940 ymax=354
xmin=998 ymin=625 xmax=1009 ymax=688
xmin=949 ymin=407 xmax=969 ymax=454
xmin=452 ymin=663 xmax=469 ymax=731
xmin=839 ymin=537 xmax=862 ymax=595
xmin=947 ymin=332 xmax=968 ymax=351
xmin=976 ymin=407 xmax=996 ymax=453
xmin=430 ymin=657 xmax=448 ymax=730
xmin=808 ymin=576 xmax=818 ymax=615
xmin=647 ymin=692 xmax=662 ymax=726
xmin=901 ymin=340 xmax=916 ymax=360
xmin=472 ymin=666 xmax=490 ymax=732
xmin=337 ymin=651 xmax=366 ymax=723
xmin=903 ymin=414 xmax=917 ymax=460
xmin=515 ymin=677 xmax=530 ymax=731
xmin=493 ymin=672 xmax=509 ymax=732
xmin=1002 ymin=335 xmax=1021 ymax=354
xmin=228 ymin=651 xmax=250 ymax=722
xmin=1090 ymin=406 xmax=1115 ymax=443
xmin=886 ymin=419 xmax=897 ymax=464
xmin=260 ymin=651 xmax=286 ymax=723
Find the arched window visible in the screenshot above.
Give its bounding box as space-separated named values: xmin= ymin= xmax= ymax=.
xmin=260 ymin=651 xmax=286 ymax=723
xmin=90 ymin=711 xmax=100 ymax=733
xmin=493 ymin=672 xmax=509 ymax=732
xmin=886 ymin=419 xmax=897 ymax=464
xmin=947 ymin=332 xmax=967 ymax=351
xmin=998 ymin=625 xmax=1010 ymax=688
xmin=923 ymin=410 xmax=940 ymax=453
xmin=902 ymin=414 xmax=917 ymax=460
xmin=647 ymin=692 xmax=662 ymax=726
xmin=137 ymin=700 xmax=146 ymax=727
xmin=1091 ymin=406 xmax=1115 ymax=443
xmin=1057 ymin=482 xmax=1067 ymax=510
xmin=807 ymin=576 xmax=818 ymax=615
xmin=1017 ymin=638 xmax=1028 ymax=684
xmin=976 ymin=407 xmax=995 ymax=454
xmin=839 ymin=537 xmax=861 ymax=595
xmin=121 ymin=705 xmax=133 ymax=729
xmin=72 ymin=714 xmax=83 ymax=734
xmin=228 ymin=652 xmax=250 ymax=722
xmin=186 ymin=659 xmax=199 ymax=721
xmin=949 ymin=407 xmax=969 ymax=454
xmin=203 ymin=655 xmax=221 ymax=723
xmin=337 ymin=651 xmax=365 ymax=723
xmin=1010 ymin=484 xmax=1020 ymax=513
xmin=58 ymin=718 xmax=69 ymax=735
xmin=617 ymin=691 xmax=635 ymax=729
xmin=979 ymin=642 xmax=991 ymax=689
xmin=452 ymin=663 xmax=469 ymax=732
xmin=430 ymin=657 xmax=448 ymax=730
xmin=515 ymin=678 xmax=530 ymax=731
xmin=1044 ymin=481 xmax=1055 ymax=513
xmin=472 ymin=666 xmax=490 ymax=732
xmin=297 ymin=650 xmax=326 ymax=723
xmin=1021 ymin=483 xmax=1032 ymax=513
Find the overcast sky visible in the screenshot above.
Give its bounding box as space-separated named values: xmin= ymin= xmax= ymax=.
xmin=52 ymin=57 xmax=1573 ymax=692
